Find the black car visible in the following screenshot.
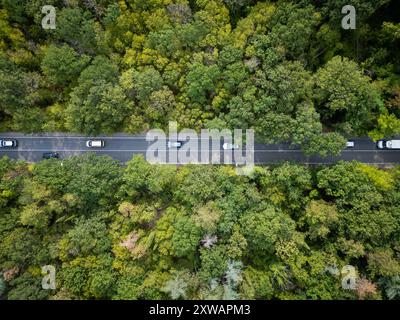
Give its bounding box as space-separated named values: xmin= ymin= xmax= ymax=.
xmin=42 ymin=152 xmax=60 ymax=159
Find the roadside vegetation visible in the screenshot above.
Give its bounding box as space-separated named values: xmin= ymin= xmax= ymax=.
xmin=0 ymin=154 xmax=399 ymax=300
xmin=0 ymin=0 xmax=399 ymax=156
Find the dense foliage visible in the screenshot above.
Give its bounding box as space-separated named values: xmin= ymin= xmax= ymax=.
xmin=0 ymin=0 xmax=399 ymax=301
xmin=0 ymin=0 xmax=399 ymax=155
xmin=0 ymin=154 xmax=399 ymax=300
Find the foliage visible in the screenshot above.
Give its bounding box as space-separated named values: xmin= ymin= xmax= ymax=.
xmin=369 ymin=114 xmax=400 ymax=141
xmin=314 ymin=56 xmax=384 ymax=135
xmin=41 ymin=45 xmax=90 ymax=87
xmin=0 ymin=155 xmax=399 ymax=300
xmin=0 ymin=0 xmax=397 ymax=154
xmin=66 ymin=80 xmax=130 ymax=135
xmin=381 ymin=275 xmax=400 ymax=300
xmin=0 ymin=275 xmax=5 ymax=297
xmin=303 ymin=133 xmax=347 ymax=158
xmin=0 ymin=0 xmax=400 ymax=301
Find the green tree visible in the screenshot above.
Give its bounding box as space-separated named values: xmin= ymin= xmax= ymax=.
xmin=0 ymin=228 xmax=40 ymax=268
xmin=66 ymin=80 xmax=130 ymax=134
xmin=185 ymin=62 xmax=220 ymax=104
xmin=146 ymin=87 xmax=176 ymax=125
xmin=58 ymin=216 xmax=112 ymax=261
xmin=62 ymin=153 xmax=122 ymax=213
xmin=121 ymin=155 xmax=176 ymax=198
xmin=240 ymin=267 xmax=273 ymax=299
xmin=199 ymin=245 xmax=228 ymax=281
xmin=120 ymin=67 xmax=164 ymax=103
xmin=303 ymin=132 xmax=347 ymax=158
xmin=263 ymin=163 xmax=313 ymax=214
xmin=381 ymin=275 xmax=400 ymax=300
xmin=298 ymin=200 xmax=339 ymax=240
xmin=240 ymin=207 xmax=297 ymax=258
xmin=172 ymin=215 xmax=202 ymax=258
xmin=78 ymin=56 xmax=119 ymax=84
xmin=41 ymin=45 xmax=90 ymax=87
xmin=0 ymin=57 xmax=26 ymax=115
xmin=55 ymin=7 xmax=107 ymax=55
xmin=0 ymin=275 xmax=6 ymax=297
xmin=7 ymin=272 xmax=49 ymax=300
xmin=265 ymin=3 xmax=321 ymax=64
xmin=369 ymin=113 xmax=400 ymax=141
xmin=367 ymin=249 xmax=400 ymax=277
xmin=314 ymin=56 xmax=384 ymax=135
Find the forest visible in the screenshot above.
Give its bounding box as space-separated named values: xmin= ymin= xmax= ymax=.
xmin=0 ymin=0 xmax=400 ymax=300
xmin=0 ymin=154 xmax=400 ymax=300
xmin=0 ymin=0 xmax=399 ymax=154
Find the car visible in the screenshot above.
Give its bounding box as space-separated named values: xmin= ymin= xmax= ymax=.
xmin=86 ymin=140 xmax=105 ymax=148
xmin=0 ymin=139 xmax=17 ymax=148
xmin=223 ymin=143 xmax=240 ymax=150
xmin=346 ymin=141 xmax=355 ymax=148
xmin=42 ymin=152 xmax=60 ymax=159
xmin=0 ymin=139 xmax=18 ymax=148
xmin=167 ymin=141 xmax=184 ymax=148
xmin=377 ymin=139 xmax=400 ymax=150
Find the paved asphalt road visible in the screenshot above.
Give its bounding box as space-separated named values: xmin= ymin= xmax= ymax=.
xmin=0 ymin=133 xmax=399 ymax=166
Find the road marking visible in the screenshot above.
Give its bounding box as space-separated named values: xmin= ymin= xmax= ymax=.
xmin=1 ymin=136 xmax=146 ymax=139
xmin=0 ymin=149 xmax=397 ymax=153
xmin=3 ymin=137 xmax=234 ymax=141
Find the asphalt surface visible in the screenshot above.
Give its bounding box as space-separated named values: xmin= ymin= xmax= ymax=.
xmin=0 ymin=133 xmax=399 ymax=166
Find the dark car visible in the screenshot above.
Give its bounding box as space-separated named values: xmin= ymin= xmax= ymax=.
xmin=42 ymin=152 xmax=60 ymax=159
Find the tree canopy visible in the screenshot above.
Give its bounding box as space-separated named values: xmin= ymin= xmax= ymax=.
xmin=0 ymin=155 xmax=398 ymax=300
xmin=0 ymin=0 xmax=398 ymax=154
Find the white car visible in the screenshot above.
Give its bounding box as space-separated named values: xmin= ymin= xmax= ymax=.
xmin=167 ymin=141 xmax=183 ymax=148
xmin=346 ymin=141 xmax=355 ymax=148
xmin=86 ymin=140 xmax=105 ymax=148
xmin=223 ymin=143 xmax=240 ymax=150
xmin=0 ymin=139 xmax=18 ymax=148
xmin=377 ymin=139 xmax=400 ymax=149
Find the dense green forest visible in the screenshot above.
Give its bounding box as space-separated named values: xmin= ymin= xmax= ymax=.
xmin=0 ymin=154 xmax=399 ymax=300
xmin=1 ymin=0 xmax=400 ymax=301
xmin=0 ymin=0 xmax=400 ymax=154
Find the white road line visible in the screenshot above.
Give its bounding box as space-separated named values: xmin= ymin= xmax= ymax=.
xmin=0 ymin=149 xmax=338 ymax=152
xmin=4 ymin=137 xmax=233 ymax=141
xmin=1 ymin=150 xmax=147 ymax=152
xmin=0 ymin=136 xmax=146 ymax=139
xmin=253 ymin=163 xmax=398 ymax=165
xmin=0 ymin=149 xmax=395 ymax=153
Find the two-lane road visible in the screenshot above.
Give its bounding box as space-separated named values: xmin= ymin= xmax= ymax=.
xmin=0 ymin=133 xmax=399 ymax=166
xmin=0 ymin=134 xmax=150 ymax=163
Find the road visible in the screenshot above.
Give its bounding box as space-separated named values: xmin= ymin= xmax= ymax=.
xmin=0 ymin=133 xmax=399 ymax=166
